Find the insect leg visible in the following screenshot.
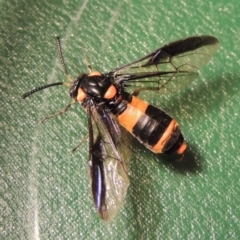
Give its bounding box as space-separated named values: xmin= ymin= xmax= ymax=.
xmin=41 ymin=100 xmax=75 ymax=123
xmin=132 ymin=87 xmax=160 ymax=96
xmin=71 ymin=134 xmax=89 ymax=153
xmin=116 ymin=58 xmax=121 ymax=68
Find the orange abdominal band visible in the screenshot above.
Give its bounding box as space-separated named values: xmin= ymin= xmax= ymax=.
xmin=117 ymin=104 xmax=143 ymax=133
xmin=152 ymin=120 xmax=187 ymax=154
xmin=130 ymin=96 xmax=149 ymax=113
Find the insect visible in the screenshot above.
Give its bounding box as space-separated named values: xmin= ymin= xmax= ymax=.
xmin=22 ymin=35 xmax=219 ymax=221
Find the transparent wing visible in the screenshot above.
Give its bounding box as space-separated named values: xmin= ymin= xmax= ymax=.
xmin=113 ymin=35 xmax=219 ymax=94
xmin=87 ymin=100 xmax=130 ymax=222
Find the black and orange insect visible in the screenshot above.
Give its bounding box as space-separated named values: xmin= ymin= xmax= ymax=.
xmin=22 ymin=35 xmax=219 ymax=221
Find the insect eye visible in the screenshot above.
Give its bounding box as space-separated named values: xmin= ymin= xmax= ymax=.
xmin=104 ymin=85 xmax=117 ymax=99
xmin=77 ymin=88 xmax=87 ymax=103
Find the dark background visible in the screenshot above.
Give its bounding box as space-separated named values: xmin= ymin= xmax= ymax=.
xmin=1 ymin=0 xmax=240 ymax=239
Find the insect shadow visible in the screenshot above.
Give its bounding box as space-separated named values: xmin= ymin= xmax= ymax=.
xmin=158 ymin=144 xmax=202 ymax=174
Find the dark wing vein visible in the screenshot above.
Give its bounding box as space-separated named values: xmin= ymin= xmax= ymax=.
xmin=113 ymin=35 xmax=219 ymax=94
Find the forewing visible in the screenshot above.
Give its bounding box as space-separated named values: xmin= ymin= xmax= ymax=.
xmin=87 ymin=101 xmax=130 ymax=222
xmin=114 ymin=35 xmax=219 ymax=94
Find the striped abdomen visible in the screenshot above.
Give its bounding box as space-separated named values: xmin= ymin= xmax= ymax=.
xmin=117 ymin=96 xmax=187 ymax=154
